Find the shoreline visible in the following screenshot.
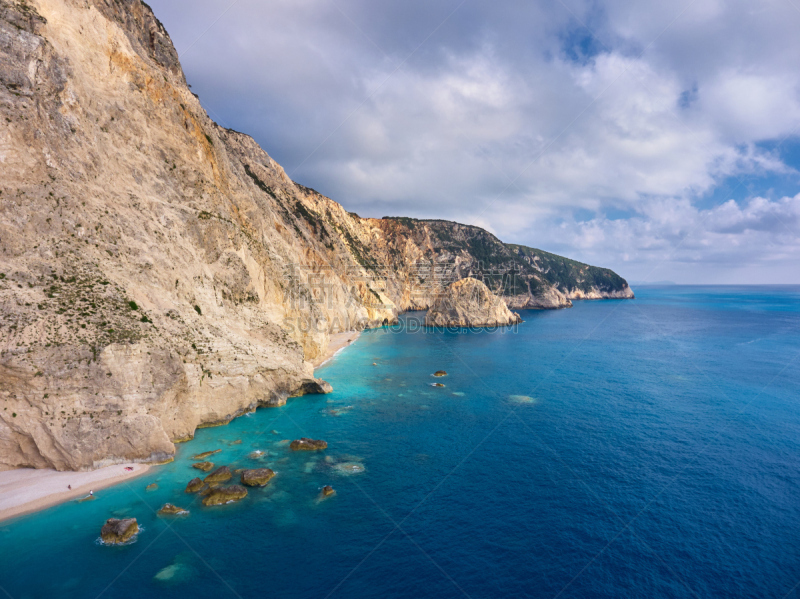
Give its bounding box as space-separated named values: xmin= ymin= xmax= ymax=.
xmin=0 ymin=331 xmax=361 ymax=525
xmin=0 ymin=463 xmax=151 ymax=523
xmin=312 ymin=330 xmax=362 ymax=368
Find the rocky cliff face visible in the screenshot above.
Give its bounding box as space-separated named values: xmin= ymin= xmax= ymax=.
xmin=425 ymin=278 xmax=521 ymax=328
xmin=0 ymin=0 xmax=632 ymax=471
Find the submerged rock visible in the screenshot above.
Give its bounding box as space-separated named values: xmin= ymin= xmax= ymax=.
xmin=320 ymin=485 xmax=336 ymax=498
xmin=240 ymin=468 xmax=276 ymax=487
xmin=334 ymin=462 xmax=365 ymax=475
xmin=185 ymin=478 xmax=205 ymax=493
xmin=100 ymin=518 xmax=139 ymax=545
xmin=425 ymin=278 xmax=522 ymax=328
xmin=248 ymin=450 xmax=265 ymax=459
xmin=145 ymin=483 xmax=158 ymax=491
xmin=204 ymin=466 xmax=232 ymax=484
xmin=290 ymin=438 xmax=328 ymax=451
xmin=431 ymin=383 xmax=445 ymax=388
xmin=201 ymin=485 xmax=248 ymax=506
xmin=192 ymin=461 xmax=214 ymax=472
xmin=191 ymin=450 xmax=221 ymax=460
xmin=433 ymin=370 xmax=448 ymax=377
xmin=158 ymin=503 xmax=189 ymax=516
xmin=509 ymin=395 xmax=537 ymax=404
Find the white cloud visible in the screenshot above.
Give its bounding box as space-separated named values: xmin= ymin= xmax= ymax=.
xmin=147 ymin=0 xmax=800 ymax=282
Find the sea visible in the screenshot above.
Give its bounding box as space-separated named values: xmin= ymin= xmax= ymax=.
xmin=0 ymin=285 xmax=799 ymax=598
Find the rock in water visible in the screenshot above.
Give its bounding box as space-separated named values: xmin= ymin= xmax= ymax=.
xmin=333 ymin=462 xmax=365 ymax=475
xmin=192 ymin=461 xmax=214 ymax=472
xmin=425 ymin=278 xmax=522 ymax=328
xmin=158 ymin=503 xmax=189 ymax=516
xmin=290 ymin=379 xmax=334 ymax=396
xmin=204 ymin=466 xmax=232 ymax=484
xmin=320 ymin=485 xmax=336 ymax=498
xmin=202 ymin=485 xmax=248 ymax=506
xmin=290 ymin=438 xmax=328 ymax=451
xmin=240 ymin=468 xmax=276 ymax=487
xmin=100 ymin=518 xmax=139 ymax=545
xmin=191 ymin=450 xmax=221 ymax=460
xmin=433 ymin=370 xmax=448 ymax=377
xmin=185 ymin=478 xmax=205 ymax=494
xmin=145 ymin=483 xmax=158 ymax=491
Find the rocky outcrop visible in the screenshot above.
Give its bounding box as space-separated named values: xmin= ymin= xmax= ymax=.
xmin=289 ymin=438 xmax=327 ymax=451
xmin=203 ymin=466 xmax=231 ymax=484
xmin=426 ymin=279 xmax=521 ymax=328
xmin=320 ymin=485 xmax=335 ymax=498
xmin=100 ymin=518 xmax=139 ymax=544
xmin=157 ymin=503 xmax=188 ymax=516
xmin=240 ymin=468 xmax=275 ymax=486
xmin=185 ymin=478 xmax=204 ymax=493
xmin=0 ymin=0 xmax=632 ymax=472
xmin=192 ymin=461 xmax=214 ymax=472
xmin=191 ymin=450 xmax=220 ymax=460
xmin=201 ymin=485 xmax=247 ymax=506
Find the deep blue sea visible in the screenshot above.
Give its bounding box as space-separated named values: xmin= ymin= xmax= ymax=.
xmin=1 ymin=286 xmax=799 ymax=598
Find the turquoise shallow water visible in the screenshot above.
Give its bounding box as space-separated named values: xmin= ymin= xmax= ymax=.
xmin=1 ymin=286 xmax=800 ymax=598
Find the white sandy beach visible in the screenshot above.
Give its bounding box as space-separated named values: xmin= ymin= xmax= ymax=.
xmin=0 ymin=463 xmax=151 ymax=523
xmin=313 ymin=330 xmax=361 ymax=368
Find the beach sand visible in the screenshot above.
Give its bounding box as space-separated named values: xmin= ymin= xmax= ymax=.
xmin=313 ymin=331 xmax=361 ymax=368
xmin=0 ymin=463 xmax=151 ymax=523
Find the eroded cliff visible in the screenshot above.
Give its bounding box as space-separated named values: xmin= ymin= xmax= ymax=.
xmin=426 ymin=278 xmax=521 ymax=328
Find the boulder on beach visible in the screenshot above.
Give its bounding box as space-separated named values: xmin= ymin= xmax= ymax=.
xmin=320 ymin=485 xmax=336 ymax=498
xmin=100 ymin=518 xmax=139 ymax=545
xmin=191 ymin=449 xmax=221 ymax=460
xmin=433 ymin=370 xmax=448 ymax=377
xmin=240 ymin=468 xmax=276 ymax=487
xmin=204 ymin=466 xmax=232 ymax=484
xmin=185 ymin=478 xmax=205 ymax=494
xmin=425 ymin=278 xmax=522 ymax=328
xmin=201 ymin=485 xmax=248 ymax=506
xmin=290 ymin=438 xmax=328 ymax=451
xmin=158 ymin=503 xmax=189 ymax=516
xmin=192 ymin=461 xmax=215 ymax=472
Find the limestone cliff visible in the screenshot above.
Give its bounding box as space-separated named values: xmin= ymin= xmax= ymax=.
xmin=0 ymin=0 xmax=632 ymax=471
xmin=425 ymin=278 xmax=521 ymax=328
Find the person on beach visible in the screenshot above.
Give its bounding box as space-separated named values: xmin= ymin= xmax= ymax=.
xmin=89 ymin=490 xmax=93 ymax=496
xmin=68 ymin=485 xmax=71 ymax=490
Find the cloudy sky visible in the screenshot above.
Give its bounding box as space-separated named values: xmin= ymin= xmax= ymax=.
xmin=147 ymin=0 xmax=800 ymax=284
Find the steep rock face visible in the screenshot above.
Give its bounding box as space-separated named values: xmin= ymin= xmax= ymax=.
xmin=0 ymin=0 xmax=632 ymax=471
xmin=0 ymin=0 xmax=383 ymax=470
xmin=426 ymin=278 xmax=521 ymax=328
xmin=366 ymin=219 xmax=633 ymax=309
